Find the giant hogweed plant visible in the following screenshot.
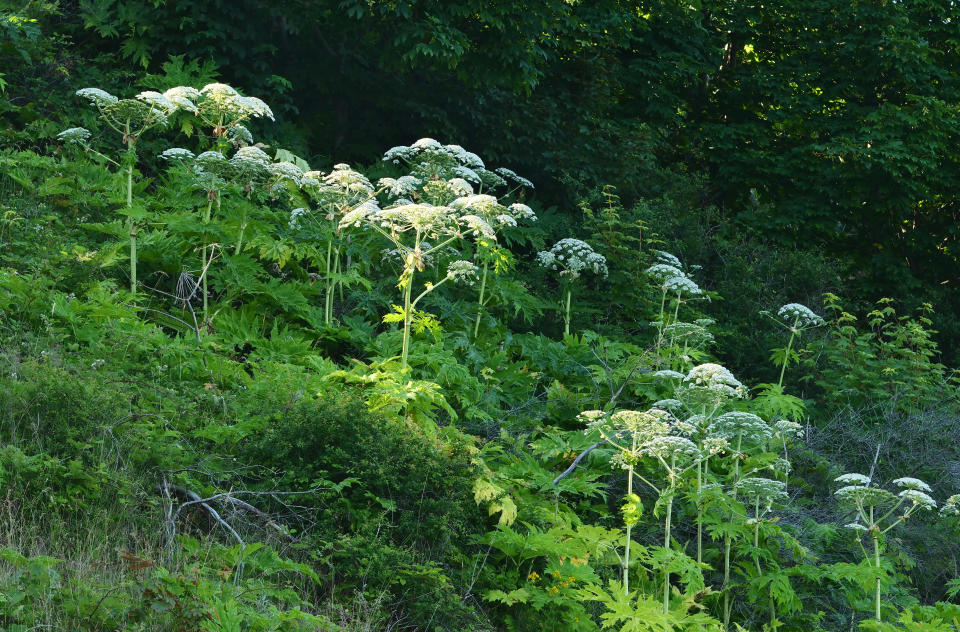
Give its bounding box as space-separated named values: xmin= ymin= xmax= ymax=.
xmin=154 ymin=84 xmax=277 ymax=321
xmin=833 ymin=474 xmax=943 ymax=623
xmin=380 ymin=138 xmax=537 ymax=339
xmin=574 ymin=406 xmax=720 ymax=626
xmin=340 ymin=200 xmax=485 ymax=370
xmin=60 ymin=87 xmax=192 ymax=295
xmin=537 ymin=239 xmax=609 ymax=336
xmin=339 ymin=139 xmax=537 ymax=368
xmin=644 ymin=251 xmax=706 ymax=354
xmin=160 ymin=143 xmax=301 ymax=323
xmin=298 ymin=163 xmax=378 ymax=325
xmin=608 ymin=360 xmax=811 ymax=628
xmin=753 ymin=302 xmax=825 ymax=421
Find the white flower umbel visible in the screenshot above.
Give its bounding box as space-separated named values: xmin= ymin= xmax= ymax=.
xmin=446 ymin=260 xmax=479 ymax=285
xmin=494 ymin=166 xmax=535 ymax=189
xmin=675 ymin=363 xmax=746 ymax=412
xmin=940 ymin=494 xmax=960 ymax=518
xmin=833 ymin=473 xmax=937 ymax=622
xmin=57 ymin=127 xmax=91 ymax=145
xmin=227 ymin=124 xmax=253 ymax=146
xmin=267 ymin=161 xmax=304 ymax=186
xmin=646 ymin=263 xmax=684 ymax=282
xmin=708 ymin=412 xmax=772 ymax=447
xmin=508 ymin=202 xmax=536 ymax=221
xmin=663 ymin=275 xmax=702 ymax=296
xmin=192 ymin=83 xmax=275 ymax=140
xmin=777 ymin=303 xmax=825 ymax=327
xmin=288 ymin=207 xmax=308 ymax=230
xmin=75 ymin=87 xmax=118 ymax=107
xmin=135 ymin=91 xmax=178 ymax=113
xmin=892 ymin=477 xmax=933 ymax=493
xmin=537 ymin=238 xmax=608 ymax=336
xmin=652 ymin=250 xmax=682 ymax=268
xmin=159 ymin=147 xmax=195 ymax=162
xmin=835 ymin=473 xmax=872 ymax=486
xmin=381 ymin=138 xmax=527 ymax=197
xmin=232 ymin=146 xmax=271 ymax=167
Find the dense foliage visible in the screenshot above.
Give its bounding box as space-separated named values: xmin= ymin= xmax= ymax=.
xmin=3 ymin=3 xmax=960 ymax=631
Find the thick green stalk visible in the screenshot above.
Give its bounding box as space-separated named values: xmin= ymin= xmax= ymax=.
xmin=234 ymin=213 xmax=246 ymax=255
xmin=723 ymin=535 xmax=732 ymax=630
xmin=663 ymin=497 xmax=673 ymax=613
xmin=655 ymin=288 xmax=667 ymax=351
xmin=323 ymin=238 xmax=333 ymax=325
xmin=777 ymin=317 xmax=799 ymax=388
xmin=724 ymin=435 xmax=744 ymax=631
xmin=202 ymin=196 xmax=214 ymax=321
xmin=873 ymin=533 xmax=881 ymax=622
xmin=696 ymin=461 xmax=703 ymax=565
xmin=663 ymin=474 xmax=674 ymax=614
xmin=752 ymin=499 xmax=776 ymax=625
xmin=335 ymin=246 xmax=344 ymax=302
xmin=472 ymin=261 xmax=489 ymax=338
xmin=125 ymin=130 xmax=136 ymax=297
xmin=563 ymin=287 xmax=572 ymax=336
xmin=624 ymin=462 xmax=634 ymax=593
xmin=400 ymin=268 xmax=414 ymax=371
xmin=127 ymin=163 xmax=136 ymax=295
xmin=333 ymin=246 xmax=343 ymax=306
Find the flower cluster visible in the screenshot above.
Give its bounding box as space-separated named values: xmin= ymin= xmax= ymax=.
xmin=892 ymin=477 xmax=932 ymax=492
xmin=233 ymin=146 xmax=271 ymax=167
xmin=381 ymin=138 xmax=528 ymax=191
xmin=494 ymin=167 xmax=535 ymax=189
xmin=267 ymin=161 xmax=304 ymax=186
xmin=56 ymin=127 xmax=91 ymax=145
xmin=446 ymin=260 xmax=479 ymax=285
xmin=773 ymin=419 xmax=804 ymax=439
xmin=652 ymin=250 xmax=682 ymax=268
xmin=537 ymin=238 xmax=609 ymax=280
xmin=940 ymin=495 xmax=960 ymax=517
xmin=289 ymin=207 xmax=308 ymax=230
xmin=736 ymin=477 xmax=788 ymax=505
xmin=777 ymin=303 xmax=824 ymax=328
xmin=835 ymin=483 xmax=896 ymax=507
xmin=325 ymin=163 xmax=374 ymax=196
xmin=196 ymin=83 xmax=275 ymax=126
xmin=159 ymin=147 xmax=196 ymax=162
xmin=75 ymin=88 xmax=118 ymax=107
xmin=900 ymin=489 xmax=937 ymax=510
xmin=663 ymin=275 xmax=702 ymax=296
xmin=708 ymin=411 xmax=772 ymax=445
xmin=378 ymin=175 xmax=420 ymax=198
xmin=76 ymin=87 xmax=177 ymax=132
xmin=835 ymin=473 xmax=871 ymax=485
xmin=641 ymin=435 xmax=700 ymax=461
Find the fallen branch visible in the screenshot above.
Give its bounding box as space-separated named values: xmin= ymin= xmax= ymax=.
xmin=553 ymin=441 xmax=604 ymax=486
xmin=158 ymin=482 xmax=297 ymax=542
xmin=159 ymin=481 xmax=244 ymax=545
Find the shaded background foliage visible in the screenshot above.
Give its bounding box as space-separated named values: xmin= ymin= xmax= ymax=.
xmin=7 ymin=0 xmax=957 ymax=367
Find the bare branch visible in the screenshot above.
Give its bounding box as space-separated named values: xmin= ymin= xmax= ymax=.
xmin=553 ymin=441 xmax=604 ymax=486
